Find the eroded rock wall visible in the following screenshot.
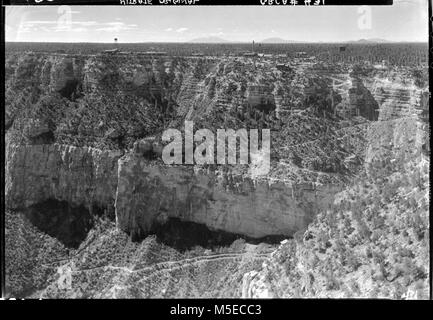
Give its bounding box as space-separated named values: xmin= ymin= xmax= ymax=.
xmin=115 ymin=155 xmax=339 ymax=238
xmin=5 ymin=144 xmax=338 ymax=239
xmin=5 ymin=142 xmax=121 ymax=212
xmin=5 ymin=52 xmax=346 ymax=240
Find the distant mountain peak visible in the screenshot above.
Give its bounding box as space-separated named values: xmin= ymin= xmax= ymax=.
xmin=350 ymin=38 xmax=391 ymax=43
xmin=259 ymin=37 xmax=296 ymax=44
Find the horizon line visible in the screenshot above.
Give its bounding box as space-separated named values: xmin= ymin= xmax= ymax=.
xmin=6 ymin=40 xmax=428 ymax=44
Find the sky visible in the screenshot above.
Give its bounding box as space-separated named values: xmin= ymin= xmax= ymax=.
xmin=5 ymin=1 xmax=429 ymax=43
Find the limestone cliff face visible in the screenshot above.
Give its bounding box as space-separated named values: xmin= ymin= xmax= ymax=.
xmin=7 ymin=53 xmax=84 ymax=95
xmin=5 ymin=142 xmax=121 ymax=212
xmin=5 ymin=143 xmax=337 ymax=239
xmin=367 ymin=77 xmax=422 ymax=121
xmin=115 ymin=155 xmax=338 ymax=238
xmin=363 ymin=77 xmax=426 ymax=170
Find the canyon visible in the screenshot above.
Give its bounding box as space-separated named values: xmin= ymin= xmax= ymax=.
xmin=4 ymin=46 xmax=429 ymax=298
xmin=5 ymin=52 xmax=351 ymax=242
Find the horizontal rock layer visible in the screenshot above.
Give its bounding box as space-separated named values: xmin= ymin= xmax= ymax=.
xmin=6 ymin=143 xmax=339 ymax=239
xmin=5 ymin=143 xmax=121 ymax=211
xmin=116 ymin=155 xmax=340 ymax=238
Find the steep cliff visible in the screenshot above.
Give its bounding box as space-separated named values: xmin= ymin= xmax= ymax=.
xmin=116 ymin=156 xmax=339 ymax=238
xmin=242 ymin=75 xmax=429 ymax=299
xmin=5 ymin=51 xmax=392 ymax=298
xmin=5 ymin=142 xmax=121 ymax=212
xmin=5 ymin=141 xmax=338 ymax=241
xmin=6 ymin=52 xmax=358 ymax=243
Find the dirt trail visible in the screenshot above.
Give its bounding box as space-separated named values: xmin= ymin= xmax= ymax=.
xmin=72 ymin=250 xmax=273 ymax=275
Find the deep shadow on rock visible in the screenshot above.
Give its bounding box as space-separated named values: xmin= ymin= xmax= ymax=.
xmin=146 ymin=217 xmax=287 ymax=252
xmin=24 ymin=199 xmax=97 ymax=248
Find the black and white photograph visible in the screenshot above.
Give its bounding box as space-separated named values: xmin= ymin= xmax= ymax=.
xmin=2 ymin=0 xmax=430 ymax=302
